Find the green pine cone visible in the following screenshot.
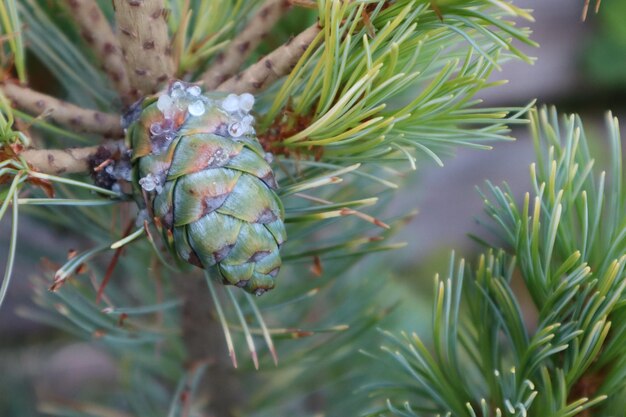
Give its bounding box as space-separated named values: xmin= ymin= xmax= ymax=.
xmin=126 ymin=81 xmax=286 ymax=295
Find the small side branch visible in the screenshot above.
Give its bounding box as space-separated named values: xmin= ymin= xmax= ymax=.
xmin=62 ymin=0 xmax=134 ymax=103
xmin=201 ymin=0 xmax=291 ymax=90
xmin=113 ymin=0 xmax=174 ymax=95
xmin=1 ymin=83 xmax=123 ymax=137
xmin=216 ymin=23 xmax=321 ymax=94
xmin=20 ymin=141 xmax=123 ymax=175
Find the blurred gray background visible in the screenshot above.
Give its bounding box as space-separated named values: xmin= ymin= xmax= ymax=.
xmin=394 ymin=0 xmax=626 ymax=273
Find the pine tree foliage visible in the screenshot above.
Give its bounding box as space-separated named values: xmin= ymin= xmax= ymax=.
xmin=379 ymin=107 xmax=626 ymax=417
xmin=0 ymin=0 xmax=534 ymax=299
xmin=0 ymin=0 xmax=540 ymax=415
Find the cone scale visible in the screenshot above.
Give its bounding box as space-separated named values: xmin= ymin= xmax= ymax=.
xmin=126 ymin=81 xmax=285 ymax=295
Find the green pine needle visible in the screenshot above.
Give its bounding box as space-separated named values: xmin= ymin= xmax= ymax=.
xmin=379 ymin=107 xmax=626 ymax=416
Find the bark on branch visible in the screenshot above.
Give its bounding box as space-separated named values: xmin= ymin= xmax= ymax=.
xmin=201 ymin=0 xmax=291 ymax=90
xmin=216 ymin=23 xmax=321 ymax=94
xmin=113 ymin=0 xmax=174 ymax=96
xmin=1 ymin=82 xmax=123 ymax=137
xmin=62 ymin=0 xmax=134 ymax=103
xmin=20 ymin=141 xmax=124 ymax=175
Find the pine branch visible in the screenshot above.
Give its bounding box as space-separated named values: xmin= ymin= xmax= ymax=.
xmin=19 ymin=141 xmax=123 ymax=175
xmin=216 ymin=23 xmax=321 ymax=94
xmin=378 ymin=107 xmax=626 ymax=417
xmin=1 ymin=1 xmax=543 ymax=416
xmin=201 ymin=0 xmax=291 ymax=90
xmin=113 ymin=0 xmax=174 ymax=96
xmin=62 ymin=0 xmax=134 ymax=103
xmin=1 ymin=82 xmax=123 ymax=137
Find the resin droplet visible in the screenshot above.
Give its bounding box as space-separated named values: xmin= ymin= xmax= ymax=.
xmin=239 ymin=93 xmax=255 ymax=112
xmin=186 ymin=85 xmax=202 ymax=96
xmin=228 ymin=122 xmax=244 ymax=137
xmin=150 ymin=122 xmax=163 ymax=135
xmin=241 ymin=115 xmax=255 ymax=134
xmin=211 ymin=148 xmax=229 ymax=166
xmin=157 ymin=94 xmax=174 ymax=115
xmin=170 ymin=82 xmax=186 ymax=99
xmin=188 ymin=100 xmax=206 ymax=117
xmin=139 ymin=173 xmax=160 ymax=192
xmin=222 ymin=94 xmax=240 ymax=113
xmin=114 ymin=161 xmax=132 ymax=181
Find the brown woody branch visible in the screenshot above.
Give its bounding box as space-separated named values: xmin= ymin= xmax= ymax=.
xmin=201 ymin=0 xmax=291 ymax=90
xmin=19 ymin=141 xmax=124 ymax=175
xmin=113 ymin=0 xmax=174 ymax=96
xmin=1 ymin=82 xmax=123 ymax=137
xmin=216 ymin=23 xmax=321 ymax=94
xmin=62 ymin=0 xmax=135 ymax=103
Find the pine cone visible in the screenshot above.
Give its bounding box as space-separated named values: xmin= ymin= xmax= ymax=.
xmin=126 ymin=81 xmax=285 ymax=295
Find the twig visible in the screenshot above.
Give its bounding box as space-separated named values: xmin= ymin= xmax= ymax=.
xmin=1 ymin=82 xmax=123 ymax=137
xmin=201 ymin=0 xmax=291 ymax=90
xmin=62 ymin=0 xmax=134 ymax=103
xmin=97 ymin=220 xmax=134 ymax=303
xmin=288 ymin=0 xmax=317 ymax=8
xmin=19 ymin=141 xmax=124 ymax=175
xmin=216 ymin=23 xmax=321 ymax=94
xmin=113 ymin=0 xmax=174 ymax=95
